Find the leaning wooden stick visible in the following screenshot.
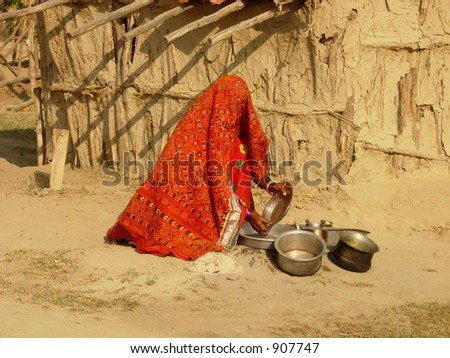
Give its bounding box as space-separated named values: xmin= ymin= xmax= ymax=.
xmin=0 ymin=75 xmax=32 ymax=88
xmin=16 ymin=17 xmax=27 ymax=75
xmin=0 ymin=53 xmax=18 ymax=77
xmin=121 ymin=5 xmax=193 ymax=42
xmin=0 ymin=17 xmax=22 ymax=52
xmin=165 ymin=2 xmax=245 ymax=43
xmin=2 ymin=25 xmax=30 ymax=60
xmin=209 ymin=8 xmax=278 ymax=45
xmin=66 ymin=0 xmax=155 ymax=39
xmin=0 ymin=0 xmax=71 ymax=22
xmin=362 ymin=143 xmax=448 ymax=162
xmin=6 ymin=99 xmax=33 ymax=112
xmin=28 ymin=15 xmax=45 ymax=166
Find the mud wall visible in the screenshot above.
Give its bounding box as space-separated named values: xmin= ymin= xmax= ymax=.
xmin=37 ymin=0 xmax=450 ymax=183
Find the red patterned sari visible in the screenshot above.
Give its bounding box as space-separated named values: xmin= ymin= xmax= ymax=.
xmin=107 ymin=75 xmax=269 ymax=260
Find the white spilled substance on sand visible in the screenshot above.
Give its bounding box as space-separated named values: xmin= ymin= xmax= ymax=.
xmin=186 ymin=252 xmax=243 ymax=275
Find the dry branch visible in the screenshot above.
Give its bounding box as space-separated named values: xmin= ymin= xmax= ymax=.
xmin=16 ymin=16 xmax=27 ymax=75
xmin=139 ymin=87 xmax=347 ymax=118
xmin=2 ymin=24 xmax=30 ymax=60
xmin=362 ymin=143 xmax=449 ymax=162
xmin=0 ymin=17 xmax=23 ymax=52
xmin=121 ymin=5 xmax=193 ymax=42
xmin=208 ymin=4 xmax=294 ymax=45
xmin=0 ymin=53 xmax=18 ymax=77
xmin=165 ymin=2 xmax=245 ymax=43
xmin=362 ymin=35 xmax=450 ymax=50
xmin=66 ymin=0 xmax=155 ymax=39
xmin=0 ymin=75 xmax=32 ymax=87
xmin=325 ymin=110 xmax=358 ymax=130
xmin=28 ymin=15 xmax=45 ymax=166
xmin=0 ymin=0 xmax=71 ymax=22
xmin=273 ymin=0 xmax=297 ymax=5
xmin=48 ymin=83 xmax=108 ymax=94
xmin=6 ymin=99 xmax=33 ymax=112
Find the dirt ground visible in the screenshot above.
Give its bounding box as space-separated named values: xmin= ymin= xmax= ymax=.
xmin=0 ymin=82 xmax=449 ymax=338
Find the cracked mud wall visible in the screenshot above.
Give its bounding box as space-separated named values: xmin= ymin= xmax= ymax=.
xmin=37 ymin=0 xmax=450 ymax=184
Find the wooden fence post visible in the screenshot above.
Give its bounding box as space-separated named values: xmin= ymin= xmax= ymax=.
xmin=50 ymin=129 xmax=70 ymax=191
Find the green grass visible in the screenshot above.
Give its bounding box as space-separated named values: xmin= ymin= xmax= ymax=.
xmin=0 ymin=128 xmax=36 ymax=140
xmin=0 ymin=111 xmax=36 ymax=141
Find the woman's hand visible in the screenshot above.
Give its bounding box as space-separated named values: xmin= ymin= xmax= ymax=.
xmin=247 ymin=210 xmax=271 ymax=235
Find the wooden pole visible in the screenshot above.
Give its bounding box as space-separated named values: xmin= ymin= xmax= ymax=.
xmin=27 ymin=15 xmax=45 ymax=166
xmin=50 ymin=129 xmax=70 ymax=190
xmin=2 ymin=25 xmax=30 ymax=60
xmin=165 ymin=2 xmax=245 ymax=43
xmin=16 ymin=16 xmax=28 ymax=75
xmin=273 ymin=0 xmax=297 ymax=6
xmin=121 ymin=5 xmax=193 ymax=42
xmin=66 ymin=0 xmax=155 ymax=39
xmin=209 ymin=8 xmax=278 ymax=45
xmin=113 ymin=18 xmax=130 ymax=176
xmin=0 ymin=75 xmax=32 ymax=87
xmin=40 ymin=11 xmax=65 ymax=79
xmin=0 ymin=53 xmax=18 ymax=77
xmin=0 ymin=18 xmax=22 ymax=52
xmin=0 ymin=0 xmax=71 ymax=22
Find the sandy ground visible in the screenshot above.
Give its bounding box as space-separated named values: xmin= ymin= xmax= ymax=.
xmin=0 ymin=85 xmax=449 ymax=338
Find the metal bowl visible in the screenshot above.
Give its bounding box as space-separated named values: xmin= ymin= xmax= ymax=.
xmin=328 ymin=231 xmax=379 ymax=272
xmin=238 ymin=222 xmax=294 ymax=250
xmin=261 ymin=185 xmax=293 ymax=233
xmin=274 ymin=230 xmax=328 ymax=276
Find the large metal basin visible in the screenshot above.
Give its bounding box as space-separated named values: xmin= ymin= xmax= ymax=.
xmin=238 ymin=222 xmax=295 ymax=250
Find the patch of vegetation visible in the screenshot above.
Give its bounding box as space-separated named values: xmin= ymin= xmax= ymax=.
xmin=12 ymin=144 xmax=36 ymax=156
xmin=145 ymin=276 xmax=159 ymax=286
xmin=15 ymin=284 xmax=139 ymax=312
xmin=0 ymin=1 xmax=25 ymax=36
xmin=120 ymin=268 xmax=139 ymax=283
xmin=4 ymin=249 xmax=79 ymax=276
xmin=333 ymin=302 xmax=450 ymax=337
xmin=0 ymin=128 xmax=35 ymax=140
xmin=29 ymin=250 xmax=79 ymax=275
xmin=271 ymin=302 xmax=450 ymax=338
xmin=1 ymin=249 xmax=140 ymax=312
xmin=0 ymin=112 xmax=36 ymax=141
xmin=0 ymin=0 xmax=25 ymax=11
